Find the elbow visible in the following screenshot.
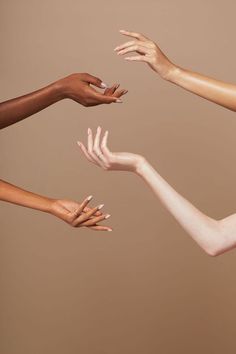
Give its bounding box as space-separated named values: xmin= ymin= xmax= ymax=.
xmin=202 ymin=221 xmax=227 ymax=257
xmin=205 ymin=247 xmax=222 ymax=257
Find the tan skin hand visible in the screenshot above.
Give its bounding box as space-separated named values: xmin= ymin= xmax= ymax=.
xmin=114 ymin=30 xmax=175 ymax=79
xmin=77 ymin=126 xmax=143 ymax=172
xmin=50 ymin=196 xmax=112 ymax=231
xmin=115 ymin=29 xmax=236 ymax=112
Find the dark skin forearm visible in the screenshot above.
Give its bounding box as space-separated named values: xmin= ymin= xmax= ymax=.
xmin=0 ymin=73 xmax=127 ymax=129
xmin=0 ymin=82 xmax=62 ymax=129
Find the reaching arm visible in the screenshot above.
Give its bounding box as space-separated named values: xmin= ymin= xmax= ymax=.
xmin=115 ymin=30 xmax=236 ymax=112
xmin=77 ymin=127 xmax=236 ymax=255
xmin=0 ymin=179 xmax=112 ymax=231
xmin=0 ymin=73 xmax=128 ymax=129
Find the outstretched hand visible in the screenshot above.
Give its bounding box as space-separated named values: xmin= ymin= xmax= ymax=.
xmin=77 ymin=127 xmax=143 ymax=172
xmin=50 ymin=195 xmax=112 ymax=231
xmin=57 ymin=73 xmax=128 ymax=106
xmin=114 ymin=30 xmax=175 ymax=80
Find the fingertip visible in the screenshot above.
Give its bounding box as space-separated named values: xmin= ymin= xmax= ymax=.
xmin=88 ymin=128 xmax=91 ymax=135
xmin=100 ymin=82 xmax=108 ymax=89
xmin=116 ymin=99 xmax=123 ymax=103
xmin=87 ymin=195 xmax=93 ymax=201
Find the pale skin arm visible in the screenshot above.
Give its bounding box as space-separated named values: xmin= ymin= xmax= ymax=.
xmin=0 ymin=73 xmax=128 ymax=129
xmin=115 ymin=30 xmax=236 ymax=112
xmin=77 ymin=127 xmax=236 ymax=255
xmin=0 ymin=179 xmax=112 ymax=231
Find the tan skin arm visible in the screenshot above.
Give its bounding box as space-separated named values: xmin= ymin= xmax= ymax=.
xmin=114 ymin=30 xmax=236 ymax=112
xmin=0 ymin=73 xmax=128 ymax=129
xmin=77 ymin=127 xmax=236 ymax=255
xmin=0 ymin=179 xmax=112 ymax=231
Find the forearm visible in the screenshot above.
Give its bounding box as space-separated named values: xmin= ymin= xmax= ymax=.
xmin=0 ymin=179 xmax=53 ymax=213
xmin=136 ymin=160 xmax=222 ymax=255
xmin=0 ymin=81 xmax=63 ymax=129
xmin=167 ymin=66 xmax=236 ymax=112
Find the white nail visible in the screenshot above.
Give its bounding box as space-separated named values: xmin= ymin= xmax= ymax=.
xmin=101 ymin=82 xmax=108 ymax=89
xmin=98 ymin=204 xmax=104 ymax=210
xmin=116 ymin=99 xmax=122 ymax=103
xmin=87 ymin=195 xmax=93 ymax=201
xmin=105 ymin=214 xmax=111 ymax=219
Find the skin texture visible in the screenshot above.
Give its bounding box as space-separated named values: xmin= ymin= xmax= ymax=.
xmin=0 ymin=72 xmax=128 ymax=129
xmin=115 ymin=30 xmax=236 ymax=112
xmin=0 ymin=180 xmax=112 ymax=231
xmin=1 ymin=72 xmax=124 ymax=230
xmin=78 ymin=127 xmax=236 ymax=256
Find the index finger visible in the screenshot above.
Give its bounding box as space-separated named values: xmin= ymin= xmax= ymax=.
xmin=119 ymin=30 xmax=149 ymax=41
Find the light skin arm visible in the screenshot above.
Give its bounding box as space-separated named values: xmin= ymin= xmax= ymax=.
xmin=77 ymin=127 xmax=236 ymax=255
xmin=0 ymin=179 xmax=112 ymax=231
xmin=0 ymin=73 xmax=128 ymax=129
xmin=115 ymin=30 xmax=236 ymax=112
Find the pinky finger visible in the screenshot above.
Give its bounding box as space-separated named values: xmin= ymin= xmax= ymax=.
xmin=77 ymin=141 xmax=96 ymax=164
xmin=89 ymin=225 xmax=113 ymax=232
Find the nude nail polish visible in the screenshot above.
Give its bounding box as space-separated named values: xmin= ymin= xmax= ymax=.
xmin=87 ymin=195 xmax=93 ymax=201
xmin=98 ymin=204 xmax=104 ymax=210
xmin=101 ymin=82 xmax=108 ymax=89
xmin=105 ymin=214 xmax=111 ymax=219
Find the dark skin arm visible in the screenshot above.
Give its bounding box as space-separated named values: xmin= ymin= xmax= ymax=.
xmin=0 ymin=73 xmax=128 ymax=129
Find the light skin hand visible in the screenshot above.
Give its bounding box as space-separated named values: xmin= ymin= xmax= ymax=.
xmin=77 ymin=126 xmax=143 ymax=172
xmin=77 ymin=128 xmax=236 ymax=256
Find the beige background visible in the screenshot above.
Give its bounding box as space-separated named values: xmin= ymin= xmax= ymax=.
xmin=1 ymin=0 xmax=236 ymax=353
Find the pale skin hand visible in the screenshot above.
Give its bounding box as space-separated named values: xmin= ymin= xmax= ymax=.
xmin=115 ymin=30 xmax=236 ymax=112
xmin=0 ymin=179 xmax=112 ymax=231
xmin=77 ymin=127 xmax=236 ymax=255
xmin=0 ymin=73 xmax=128 ymax=129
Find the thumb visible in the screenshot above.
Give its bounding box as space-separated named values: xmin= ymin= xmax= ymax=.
xmin=84 ymin=73 xmax=108 ymax=89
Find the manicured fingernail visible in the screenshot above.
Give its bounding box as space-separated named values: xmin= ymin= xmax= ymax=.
xmin=101 ymin=82 xmax=108 ymax=89
xmin=105 ymin=214 xmax=111 ymax=219
xmin=98 ymin=204 xmax=104 ymax=210
xmin=87 ymin=195 xmax=93 ymax=201
xmin=77 ymin=141 xmax=81 ymax=146
xmin=107 ymin=229 xmax=113 ymax=232
xmin=116 ymin=99 xmax=122 ymax=103
xmin=88 ymin=128 xmax=91 ymax=134
xmin=120 ymin=29 xmax=126 ymax=32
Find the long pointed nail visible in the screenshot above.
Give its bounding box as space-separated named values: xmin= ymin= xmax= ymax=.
xmin=107 ymin=229 xmax=113 ymax=232
xmin=77 ymin=141 xmax=81 ymax=146
xmin=116 ymin=99 xmax=123 ymax=103
xmin=101 ymin=82 xmax=108 ymax=89
xmin=88 ymin=128 xmax=91 ymax=134
xmin=87 ymin=195 xmax=93 ymax=201
xmin=105 ymin=214 xmax=111 ymax=219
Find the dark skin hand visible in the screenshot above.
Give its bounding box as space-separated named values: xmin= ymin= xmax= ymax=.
xmin=0 ymin=73 xmax=128 ymax=129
